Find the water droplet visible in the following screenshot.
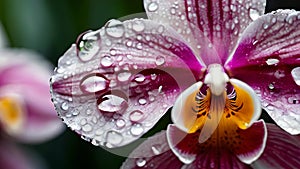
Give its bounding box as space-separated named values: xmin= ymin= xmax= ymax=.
xmin=268 ymin=83 xmax=275 ymax=90
xmin=77 ymin=31 xmax=100 ymax=62
xmin=82 ymin=124 xmax=93 ymax=132
xmin=116 ymin=119 xmax=126 ymax=128
xmin=170 ymin=7 xmax=176 ymax=14
xmin=263 ymin=23 xmax=269 ymax=29
xmin=100 ymin=55 xmax=113 ymax=67
xmin=132 ymin=20 xmax=145 ymax=32
xmin=80 ymin=74 xmax=109 ymax=93
xmin=148 ymin=2 xmax=159 ymax=12
xmin=80 ymin=118 xmax=87 ymax=125
xmin=117 ymin=71 xmax=132 ymax=82
xmin=134 ymin=74 xmax=145 ymax=83
xmin=130 ymin=124 xmax=144 ymax=136
xmin=61 ymin=102 xmax=69 ymax=110
xmin=138 ymin=98 xmax=147 ymax=105
xmin=291 ymin=67 xmax=300 ymax=86
xmin=249 ymin=8 xmax=260 ymax=21
xmin=266 ymin=58 xmax=279 ymax=65
xmin=98 ymin=94 xmax=128 ymax=113
xmin=151 ymin=144 xmax=162 ymax=155
xmin=105 ymin=19 xmax=125 ymax=38
xmin=106 ymin=131 xmax=123 ymax=145
xmin=130 ymin=110 xmax=144 ymax=122
xmin=136 ymin=158 xmax=146 ymax=167
xmin=155 ymin=56 xmax=165 ymax=66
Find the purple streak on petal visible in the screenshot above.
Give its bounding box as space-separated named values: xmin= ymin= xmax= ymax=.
xmin=225 ymin=10 xmax=300 ymax=135
xmin=252 ymin=123 xmax=300 ymax=168
xmin=50 ymin=19 xmax=206 ymax=148
xmin=144 ymin=0 xmax=266 ymax=65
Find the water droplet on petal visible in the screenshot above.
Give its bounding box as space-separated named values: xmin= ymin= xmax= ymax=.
xmin=82 ymin=124 xmax=93 ymax=132
xmin=249 ymin=8 xmax=260 ymax=21
xmin=132 ymin=20 xmax=145 ymax=32
xmin=61 ymin=102 xmax=69 ymax=110
xmin=100 ymin=55 xmax=113 ymax=67
xmin=105 ymin=19 xmax=125 ymax=38
xmin=77 ymin=31 xmax=100 ymax=62
xmin=266 ymin=58 xmax=279 ymax=65
xmin=151 ymin=144 xmax=162 ymax=155
xmin=148 ymin=2 xmax=159 ymax=12
xmin=155 ymin=56 xmax=165 ymax=66
xmin=130 ymin=124 xmax=144 ymax=136
xmin=116 ymin=119 xmax=126 ymax=128
xmin=292 ymin=67 xmax=300 ymax=86
xmin=136 ymin=158 xmax=146 ymax=167
xmin=130 ymin=110 xmax=144 ymax=122
xmin=80 ymin=74 xmax=109 ymax=93
xmin=117 ymin=71 xmax=132 ymax=82
xmin=134 ymin=74 xmax=145 ymax=83
xmin=268 ymin=83 xmax=275 ymax=90
xmin=97 ymin=94 xmax=128 ymax=113
xmin=138 ymin=98 xmax=147 ymax=105
xmin=106 ymin=131 xmax=123 ymax=145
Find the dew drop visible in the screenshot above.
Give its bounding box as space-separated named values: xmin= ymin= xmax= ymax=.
xmin=134 ymin=74 xmax=145 ymax=83
xmin=155 ymin=56 xmax=165 ymax=66
xmin=130 ymin=124 xmax=144 ymax=136
xmin=170 ymin=7 xmax=176 ymax=14
xmin=80 ymin=74 xmax=109 ymax=93
xmin=117 ymin=71 xmax=132 ymax=82
xmin=266 ymin=58 xmax=279 ymax=65
xmin=100 ymin=55 xmax=113 ymax=67
xmin=132 ymin=20 xmax=145 ymax=32
xmin=138 ymin=98 xmax=147 ymax=105
xmin=77 ymin=31 xmax=100 ymax=62
xmin=82 ymin=124 xmax=93 ymax=132
xmin=106 ymin=131 xmax=123 ymax=145
xmin=136 ymin=158 xmax=146 ymax=167
xmin=249 ymin=8 xmax=260 ymax=21
xmin=61 ymin=102 xmax=69 ymax=111
xmin=130 ymin=110 xmax=144 ymax=122
xmin=116 ymin=119 xmax=126 ymax=128
xmin=151 ymin=144 xmax=162 ymax=155
xmin=98 ymin=94 xmax=128 ymax=113
xmin=291 ymin=67 xmax=300 ymax=86
xmin=105 ymin=19 xmax=125 ymax=38
xmin=268 ymin=83 xmax=275 ymax=90
xmin=148 ymin=2 xmax=159 ymax=12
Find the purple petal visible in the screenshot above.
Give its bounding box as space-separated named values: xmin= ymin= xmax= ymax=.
xmin=144 ymin=0 xmax=266 ymax=65
xmin=0 ymin=50 xmax=65 ymax=143
xmin=225 ymin=10 xmax=300 ymax=135
xmin=50 ymin=19 xmax=205 ymax=148
xmin=252 ymin=123 xmax=300 ymax=168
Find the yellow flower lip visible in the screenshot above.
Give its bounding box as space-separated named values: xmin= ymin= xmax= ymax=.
xmin=0 ymin=94 xmax=25 ymax=135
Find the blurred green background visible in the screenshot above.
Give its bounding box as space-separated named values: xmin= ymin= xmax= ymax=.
xmin=0 ymin=0 xmax=300 ymax=169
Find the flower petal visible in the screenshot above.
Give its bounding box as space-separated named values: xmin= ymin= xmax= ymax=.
xmin=144 ymin=0 xmax=266 ymax=65
xmin=252 ymin=123 xmax=300 ymax=168
xmin=0 ymin=50 xmax=65 ymax=143
xmin=225 ymin=10 xmax=300 ymax=135
xmin=50 ymin=19 xmax=205 ymax=148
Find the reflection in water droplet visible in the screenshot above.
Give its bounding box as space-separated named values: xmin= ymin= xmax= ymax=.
xmin=118 ymin=71 xmax=132 ymax=82
xmin=105 ymin=19 xmax=125 ymax=38
xmin=106 ymin=131 xmax=123 ymax=145
xmin=77 ymin=31 xmax=100 ymax=62
xmin=155 ymin=56 xmax=165 ymax=66
xmin=291 ymin=67 xmax=300 ymax=86
xmin=80 ymin=74 xmax=109 ymax=93
xmin=130 ymin=110 xmax=144 ymax=122
xmin=98 ymin=94 xmax=128 ymax=113
xmin=136 ymin=158 xmax=146 ymax=167
xmin=61 ymin=102 xmax=69 ymax=110
xmin=130 ymin=124 xmax=144 ymax=136
xmin=266 ymin=58 xmax=279 ymax=65
xmin=148 ymin=2 xmax=159 ymax=12
xmin=249 ymin=8 xmax=260 ymax=21
xmin=132 ymin=20 xmax=145 ymax=32
xmin=100 ymin=55 xmax=113 ymax=67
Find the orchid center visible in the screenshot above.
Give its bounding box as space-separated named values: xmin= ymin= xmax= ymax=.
xmin=0 ymin=95 xmax=25 ymax=135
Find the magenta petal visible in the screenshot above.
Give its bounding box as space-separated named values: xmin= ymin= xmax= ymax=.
xmin=144 ymin=0 xmax=266 ymax=65
xmin=225 ymin=10 xmax=300 ymax=135
xmin=252 ymin=124 xmax=300 ymax=168
xmin=50 ymin=19 xmax=205 ymax=148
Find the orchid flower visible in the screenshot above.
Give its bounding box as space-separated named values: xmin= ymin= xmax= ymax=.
xmin=0 ymin=25 xmax=65 ymax=168
xmin=50 ymin=0 xmax=300 ymax=168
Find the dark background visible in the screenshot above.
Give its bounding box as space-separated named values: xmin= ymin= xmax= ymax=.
xmin=0 ymin=0 xmax=299 ymax=169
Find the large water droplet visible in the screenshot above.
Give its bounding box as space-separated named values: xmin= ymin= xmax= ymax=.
xmin=98 ymin=94 xmax=128 ymax=113
xmin=132 ymin=20 xmax=145 ymax=32
xmin=80 ymin=74 xmax=109 ymax=93
xmin=291 ymin=67 xmax=300 ymax=86
xmin=266 ymin=58 xmax=279 ymax=65
xmin=147 ymin=2 xmax=159 ymax=12
xmin=249 ymin=8 xmax=260 ymax=21
xmin=106 ymin=131 xmax=123 ymax=145
xmin=130 ymin=124 xmax=144 ymax=136
xmin=77 ymin=31 xmax=100 ymax=62
xmin=105 ymin=19 xmax=125 ymax=38
xmin=130 ymin=110 xmax=144 ymax=122
xmin=136 ymin=158 xmax=146 ymax=167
